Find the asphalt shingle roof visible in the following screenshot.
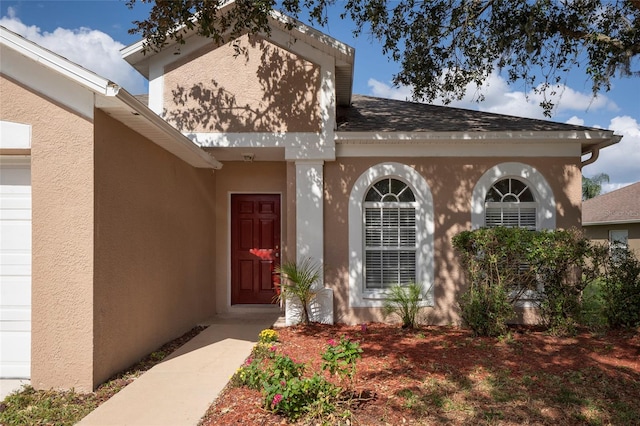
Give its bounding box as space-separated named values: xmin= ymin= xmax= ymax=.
xmin=337 ymin=94 xmax=604 ymax=133
xmin=583 ymin=182 xmax=640 ymax=224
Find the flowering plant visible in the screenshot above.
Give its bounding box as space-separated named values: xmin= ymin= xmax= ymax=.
xmin=321 ymin=335 xmax=362 ymax=385
xmin=258 ymin=328 xmax=279 ymax=343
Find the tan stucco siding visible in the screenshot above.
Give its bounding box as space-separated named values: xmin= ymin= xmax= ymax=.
xmin=1 ymin=75 xmax=96 ymax=391
xmin=92 ymin=110 xmax=217 ymax=387
xmin=323 ymin=157 xmax=582 ymax=325
xmin=213 ymin=161 xmax=287 ymax=312
xmin=163 ymin=35 xmax=321 ymax=133
xmin=584 ymin=223 xmax=640 ymax=254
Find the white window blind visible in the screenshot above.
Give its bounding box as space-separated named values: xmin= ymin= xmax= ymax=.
xmin=364 ymin=179 xmax=417 ymax=289
xmin=484 ymin=178 xmax=537 ymax=230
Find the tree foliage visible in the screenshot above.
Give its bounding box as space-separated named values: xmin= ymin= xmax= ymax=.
xmin=582 ymin=172 xmax=610 ymax=200
xmin=127 ymin=0 xmax=640 ymax=116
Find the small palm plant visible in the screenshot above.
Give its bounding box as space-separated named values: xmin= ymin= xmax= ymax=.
xmin=382 ymin=282 xmax=424 ymax=329
xmin=275 ymin=257 xmax=322 ymax=325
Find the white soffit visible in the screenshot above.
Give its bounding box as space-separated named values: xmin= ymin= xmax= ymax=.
xmin=96 ymin=90 xmax=222 ymax=169
xmin=1 ymin=26 xmax=221 ymax=169
xmin=336 ymin=129 xmax=618 ymax=156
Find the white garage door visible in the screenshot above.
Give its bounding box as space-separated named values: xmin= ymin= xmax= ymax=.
xmin=0 ymin=157 xmax=31 ymax=379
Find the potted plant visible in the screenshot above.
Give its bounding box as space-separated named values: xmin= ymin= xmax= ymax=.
xmin=275 ymin=257 xmax=322 ymax=325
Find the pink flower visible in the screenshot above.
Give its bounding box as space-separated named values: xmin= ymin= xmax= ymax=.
xmin=270 ymin=345 xmax=277 ymax=352
xmin=272 ymin=393 xmax=283 ymax=407
xmin=244 ymin=357 xmax=253 ymax=366
xmin=327 ymin=338 xmax=338 ymax=347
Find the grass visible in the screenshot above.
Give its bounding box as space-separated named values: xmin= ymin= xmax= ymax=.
xmin=0 ymin=326 xmax=205 ymax=426
xmin=0 ymin=386 xmax=104 ymax=426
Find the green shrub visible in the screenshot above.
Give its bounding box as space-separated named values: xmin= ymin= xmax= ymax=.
xmin=580 ymin=279 xmax=608 ymax=330
xmin=382 ymin=282 xmax=424 ymax=329
xmin=529 ymin=229 xmax=597 ymax=335
xmin=453 ymin=227 xmax=599 ymax=336
xmin=459 ymin=282 xmax=513 ymax=337
xmin=453 ymin=228 xmax=533 ymax=336
xmin=599 ymin=247 xmax=640 ymax=328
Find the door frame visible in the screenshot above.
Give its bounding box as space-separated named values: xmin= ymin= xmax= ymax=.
xmin=227 ymin=191 xmax=283 ymax=307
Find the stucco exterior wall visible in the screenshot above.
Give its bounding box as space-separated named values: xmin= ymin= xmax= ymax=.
xmin=323 ymin=156 xmax=582 ymax=325
xmin=584 ymin=223 xmax=640 ymax=254
xmin=1 ymin=75 xmax=96 ymax=391
xmin=213 ymin=161 xmax=288 ymax=312
xmin=92 ymin=110 xmax=218 ymax=387
xmin=163 ymin=35 xmax=321 ymax=133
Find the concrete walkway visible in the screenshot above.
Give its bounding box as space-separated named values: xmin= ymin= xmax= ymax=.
xmin=77 ymin=308 xmax=282 ymax=426
xmin=0 ymin=379 xmax=30 ymax=400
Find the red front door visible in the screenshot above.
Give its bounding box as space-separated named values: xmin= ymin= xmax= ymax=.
xmin=231 ymin=194 xmax=281 ymax=304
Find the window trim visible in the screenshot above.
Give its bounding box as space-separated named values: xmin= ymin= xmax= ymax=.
xmin=471 ymin=162 xmax=556 ymax=231
xmin=609 ymin=230 xmax=628 ymax=260
xmin=349 ymin=162 xmax=434 ymax=307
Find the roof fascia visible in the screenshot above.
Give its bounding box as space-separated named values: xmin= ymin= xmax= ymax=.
xmin=335 ymin=129 xmax=619 ymax=146
xmin=1 ymin=26 xmax=111 ymax=93
xmin=583 ymin=219 xmax=640 ymax=226
xmin=269 ymin=10 xmax=354 ymax=59
xmin=121 ymin=5 xmax=354 ymax=76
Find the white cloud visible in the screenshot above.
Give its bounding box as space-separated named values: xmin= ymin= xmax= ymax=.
xmin=367 ymin=78 xmax=412 ymax=101
xmin=1 ymin=8 xmax=146 ymax=94
xmin=582 ymin=115 xmax=640 ymax=191
xmin=367 ymin=71 xmax=618 ymax=120
xmin=367 ymin=75 xmax=638 ymax=190
xmin=566 ymin=116 xmax=585 ymax=126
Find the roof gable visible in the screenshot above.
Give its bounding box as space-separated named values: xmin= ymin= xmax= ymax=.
xmin=0 ymin=26 xmax=221 ymax=169
xmin=583 ymin=182 xmax=640 ymax=225
xmin=122 ymin=6 xmax=354 ymax=106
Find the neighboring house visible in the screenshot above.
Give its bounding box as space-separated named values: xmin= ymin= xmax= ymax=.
xmin=583 ymin=182 xmax=640 ymax=254
xmin=0 ymin=4 xmax=621 ymax=392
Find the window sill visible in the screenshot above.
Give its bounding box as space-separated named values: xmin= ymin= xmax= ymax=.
xmin=362 ymin=291 xmax=390 ymax=300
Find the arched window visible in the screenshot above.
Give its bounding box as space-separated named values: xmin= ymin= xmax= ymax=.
xmin=364 ymin=178 xmax=417 ymax=289
xmin=348 ymin=162 xmax=434 ymax=308
xmin=485 ymin=177 xmax=537 ymax=229
xmin=471 ymin=162 xmax=556 ymax=231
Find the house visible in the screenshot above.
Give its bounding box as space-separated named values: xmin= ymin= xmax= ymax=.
xmin=583 ymin=182 xmax=640 ymax=253
xmin=1 ymin=26 xmax=221 ymax=392
xmin=0 ymin=4 xmax=621 ymax=392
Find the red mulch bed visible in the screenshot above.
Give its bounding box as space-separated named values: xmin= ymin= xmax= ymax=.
xmin=200 ymin=323 xmax=640 ymax=425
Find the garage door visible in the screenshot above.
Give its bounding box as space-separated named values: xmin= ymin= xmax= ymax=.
xmin=0 ymin=157 xmax=31 ymax=379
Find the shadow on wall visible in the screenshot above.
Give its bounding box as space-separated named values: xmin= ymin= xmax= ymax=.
xmin=164 ymin=36 xmax=320 ymax=133
xmin=324 ymin=159 xmax=582 ymax=326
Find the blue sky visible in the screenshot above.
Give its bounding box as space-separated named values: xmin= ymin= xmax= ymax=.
xmin=2 ymin=0 xmax=639 ymax=191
